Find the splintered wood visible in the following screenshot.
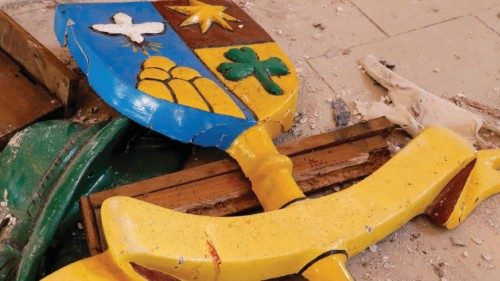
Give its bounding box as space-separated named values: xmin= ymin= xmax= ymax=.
xmin=81 ymin=117 xmax=393 ymax=255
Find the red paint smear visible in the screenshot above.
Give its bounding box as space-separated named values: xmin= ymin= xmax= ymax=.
xmin=206 ymin=239 xmax=221 ymax=274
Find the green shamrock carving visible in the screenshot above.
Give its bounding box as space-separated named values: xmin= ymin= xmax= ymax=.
xmin=217 ymin=47 xmax=290 ymax=95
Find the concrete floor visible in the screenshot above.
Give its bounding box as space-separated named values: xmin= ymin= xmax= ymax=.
xmin=1 ymin=0 xmax=499 ymax=280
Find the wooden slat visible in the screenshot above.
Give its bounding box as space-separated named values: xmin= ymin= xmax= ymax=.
xmin=82 ymin=118 xmax=393 ymax=254
xmin=80 ymin=196 xmax=101 ymax=256
xmin=276 ymin=116 xmax=392 ymax=156
xmin=0 ymin=11 xmax=78 ymax=112
xmin=188 ymin=152 xmax=389 ymax=217
xmin=0 ymin=49 xmax=61 ymax=147
xmin=130 ymin=136 xmax=388 ymax=214
xmin=88 ymin=117 xmax=392 ymax=207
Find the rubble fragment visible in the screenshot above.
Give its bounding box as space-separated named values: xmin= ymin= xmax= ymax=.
xmin=356 ymin=54 xmax=499 ymax=148
xmin=432 ymin=262 xmax=447 ymax=278
xmin=313 ymin=23 xmax=326 ymax=30
xmin=379 ymin=60 xmax=396 ymax=71
xmin=450 ymin=95 xmax=500 ymax=119
xmin=331 ymin=98 xmax=351 ymax=128
xmin=410 ymin=233 xmax=421 ymax=241
xmin=481 ymin=254 xmax=492 ymax=261
xmin=450 ymin=237 xmax=466 ymax=247
xmin=471 ymin=237 xmax=484 ymax=245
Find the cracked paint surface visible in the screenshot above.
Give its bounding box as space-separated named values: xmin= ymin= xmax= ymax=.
xmin=54 ymin=1 xmax=297 ymax=149
xmin=54 ymin=2 xmax=259 ymax=149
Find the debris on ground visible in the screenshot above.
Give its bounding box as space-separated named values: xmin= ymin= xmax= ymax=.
xmin=379 ymin=60 xmax=396 ymax=70
xmin=450 ymin=237 xmax=467 ymax=247
xmin=481 ymin=253 xmax=492 ymax=261
xmin=432 ymin=262 xmax=447 ymax=278
xmin=355 ymin=54 xmax=500 ymax=149
xmin=410 ymin=233 xmax=421 ymax=241
xmin=471 ymin=237 xmax=484 ymax=245
xmin=450 ymin=94 xmax=500 ymax=119
xmin=237 ymin=0 xmax=253 ymax=9
xmin=289 ymin=112 xmax=306 ymax=137
xmin=289 ymin=126 xmax=303 ymax=137
xmin=313 ymin=23 xmax=326 ymax=30
xmin=331 ymin=98 xmax=351 ymax=128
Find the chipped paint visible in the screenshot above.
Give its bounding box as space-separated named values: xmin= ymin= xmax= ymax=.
xmin=206 ymin=239 xmax=221 ymax=276
xmin=4 ymin=129 xmax=26 ymax=164
xmin=54 ymin=2 xmax=257 ymax=149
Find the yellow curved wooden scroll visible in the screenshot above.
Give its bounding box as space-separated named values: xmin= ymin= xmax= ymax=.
xmin=44 ymin=127 xmax=500 ymax=281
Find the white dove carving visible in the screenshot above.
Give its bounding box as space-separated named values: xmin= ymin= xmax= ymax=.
xmin=92 ymin=13 xmax=164 ymax=44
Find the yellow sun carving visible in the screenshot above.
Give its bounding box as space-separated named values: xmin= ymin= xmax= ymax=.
xmin=168 ymin=0 xmax=239 ymax=33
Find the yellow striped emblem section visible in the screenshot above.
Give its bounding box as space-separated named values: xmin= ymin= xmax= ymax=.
xmin=137 ymin=56 xmax=245 ymax=119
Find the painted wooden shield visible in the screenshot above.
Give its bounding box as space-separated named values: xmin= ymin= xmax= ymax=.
xmin=54 ymin=0 xmax=298 ymax=149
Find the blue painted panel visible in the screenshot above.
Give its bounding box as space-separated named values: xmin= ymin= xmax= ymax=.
xmin=54 ymin=2 xmax=256 ymax=149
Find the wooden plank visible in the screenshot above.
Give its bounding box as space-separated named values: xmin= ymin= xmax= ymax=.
xmin=88 ymin=117 xmax=392 ymax=207
xmin=79 ymin=196 xmax=102 ymax=256
xmin=0 ymin=11 xmax=78 ymax=112
xmin=89 ymin=138 xmax=389 ymax=254
xmin=188 ymin=152 xmax=389 ymax=217
xmin=82 ymin=118 xmax=393 ymax=254
xmin=0 ymin=49 xmax=61 ymax=147
xmin=277 ymin=116 xmax=392 ymax=156
xmin=130 ymin=136 xmax=388 ymax=213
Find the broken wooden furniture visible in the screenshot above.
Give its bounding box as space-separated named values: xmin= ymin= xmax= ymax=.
xmin=0 ymin=117 xmax=190 ymax=281
xmin=49 ymin=1 xmax=499 ymax=280
xmin=53 ymin=1 xmax=382 ymax=277
xmin=46 ymin=127 xmax=500 ymax=281
xmin=81 ymin=117 xmax=393 ymax=255
xmin=0 ymin=11 xmax=78 ymax=148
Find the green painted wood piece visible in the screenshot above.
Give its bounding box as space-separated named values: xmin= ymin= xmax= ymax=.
xmin=0 ymin=118 xmax=189 ymax=280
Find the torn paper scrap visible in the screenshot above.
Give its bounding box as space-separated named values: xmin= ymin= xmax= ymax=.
xmin=356 ymin=54 xmax=498 ymax=147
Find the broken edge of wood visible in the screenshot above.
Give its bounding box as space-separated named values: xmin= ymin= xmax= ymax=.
xmin=0 ymin=10 xmax=78 ymax=113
